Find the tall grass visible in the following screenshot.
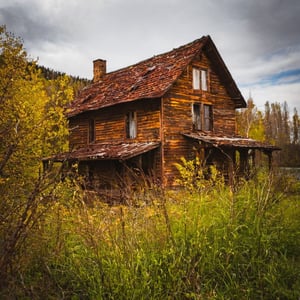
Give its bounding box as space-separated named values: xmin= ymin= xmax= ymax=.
xmin=1 ymin=170 xmax=300 ymax=299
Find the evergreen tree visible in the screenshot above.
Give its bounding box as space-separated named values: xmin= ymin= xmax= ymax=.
xmin=292 ymin=108 xmax=299 ymax=144
xmin=282 ymin=101 xmax=290 ymax=144
xmin=264 ymin=101 xmax=272 ymax=142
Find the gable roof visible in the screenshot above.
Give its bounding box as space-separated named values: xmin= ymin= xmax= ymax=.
xmin=67 ymin=36 xmax=246 ymax=118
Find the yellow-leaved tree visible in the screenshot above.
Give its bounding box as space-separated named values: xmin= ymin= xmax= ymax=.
xmin=0 ymin=25 xmax=73 ymax=287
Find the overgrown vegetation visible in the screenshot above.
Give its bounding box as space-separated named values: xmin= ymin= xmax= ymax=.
xmin=1 ymin=168 xmax=299 ymax=299
xmin=1 ymin=25 xmax=300 ymax=298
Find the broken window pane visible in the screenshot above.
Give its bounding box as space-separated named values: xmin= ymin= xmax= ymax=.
xmin=193 ymin=104 xmax=201 ymax=130
xmin=204 ymin=104 xmax=213 ymax=131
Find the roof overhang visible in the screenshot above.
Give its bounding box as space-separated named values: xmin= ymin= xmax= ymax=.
xmin=43 ymin=142 xmax=160 ymax=162
xmin=183 ymin=132 xmax=280 ymax=151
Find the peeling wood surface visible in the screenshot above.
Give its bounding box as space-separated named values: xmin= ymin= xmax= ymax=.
xmin=69 ymin=99 xmax=161 ymax=149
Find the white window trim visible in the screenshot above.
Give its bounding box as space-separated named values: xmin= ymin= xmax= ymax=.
xmin=192 ymin=67 xmax=208 ymax=91
xmin=201 ymin=70 xmax=208 ymax=91
xmin=192 ymin=68 xmax=200 ymax=90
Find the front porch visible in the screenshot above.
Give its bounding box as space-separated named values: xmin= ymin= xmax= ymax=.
xmin=183 ymin=132 xmax=280 ymax=185
xmin=42 ymin=142 xmax=161 ymax=203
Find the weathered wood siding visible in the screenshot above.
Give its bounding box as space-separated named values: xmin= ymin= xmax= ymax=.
xmin=162 ymin=52 xmax=238 ymax=186
xmin=69 ymin=98 xmax=163 ymax=185
xmin=69 ymin=98 xmax=161 ymax=148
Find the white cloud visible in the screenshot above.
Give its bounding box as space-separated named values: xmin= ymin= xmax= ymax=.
xmin=241 ymin=82 xmax=300 ymax=112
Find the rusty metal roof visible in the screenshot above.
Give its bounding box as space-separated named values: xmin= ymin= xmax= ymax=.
xmin=67 ymin=36 xmax=246 ymax=118
xmin=43 ymin=142 xmax=160 ymax=162
xmin=183 ymin=132 xmax=281 ymax=151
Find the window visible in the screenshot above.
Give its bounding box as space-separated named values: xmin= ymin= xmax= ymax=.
xmin=192 ymin=68 xmax=208 ymax=91
xmin=88 ymin=119 xmax=95 ymax=143
xmin=126 ymin=111 xmax=137 ymax=138
xmin=193 ymin=104 xmax=201 ymax=130
xmin=201 ymin=70 xmax=208 ymax=91
xmin=204 ymin=104 xmax=213 ymax=131
xmin=192 ymin=103 xmax=213 ymax=131
xmin=192 ymin=68 xmax=200 ymax=90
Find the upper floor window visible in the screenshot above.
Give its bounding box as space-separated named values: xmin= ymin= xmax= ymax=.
xmin=192 ymin=103 xmax=213 ymax=131
xmin=192 ymin=68 xmax=208 ymax=91
xmin=126 ymin=111 xmax=137 ymax=139
xmin=88 ymin=119 xmax=96 ymax=143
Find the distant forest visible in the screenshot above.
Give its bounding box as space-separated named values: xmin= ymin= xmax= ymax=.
xmin=37 ymin=64 xmax=91 ymax=96
xmin=236 ymin=98 xmax=300 ymax=167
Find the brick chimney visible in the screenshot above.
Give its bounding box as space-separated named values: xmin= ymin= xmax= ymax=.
xmin=93 ymin=59 xmax=106 ymax=82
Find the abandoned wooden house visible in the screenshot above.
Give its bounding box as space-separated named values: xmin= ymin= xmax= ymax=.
xmin=44 ymin=35 xmax=279 ymax=193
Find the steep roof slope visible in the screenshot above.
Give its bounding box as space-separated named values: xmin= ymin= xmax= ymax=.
xmin=67 ymin=36 xmax=245 ymax=117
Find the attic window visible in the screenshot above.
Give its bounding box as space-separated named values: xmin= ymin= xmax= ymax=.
xmin=126 ymin=111 xmax=137 ymax=139
xmin=193 ymin=68 xmax=208 ymax=91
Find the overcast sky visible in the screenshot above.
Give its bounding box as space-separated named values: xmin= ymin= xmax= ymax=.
xmin=1 ymin=0 xmax=299 ymax=113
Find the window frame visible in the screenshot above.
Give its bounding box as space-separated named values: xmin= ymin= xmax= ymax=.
xmin=201 ymin=69 xmax=208 ymax=91
xmin=203 ymin=104 xmax=213 ymax=131
xmin=126 ymin=111 xmax=137 ymax=139
xmin=192 ymin=67 xmax=209 ymax=91
xmin=192 ymin=103 xmax=202 ymax=130
xmin=192 ymin=103 xmax=213 ymax=132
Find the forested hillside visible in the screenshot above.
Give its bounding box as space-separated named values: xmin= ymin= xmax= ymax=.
xmin=37 ymin=64 xmax=91 ymax=96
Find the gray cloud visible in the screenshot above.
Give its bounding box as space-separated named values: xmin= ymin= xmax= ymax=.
xmin=0 ymin=3 xmax=68 ymax=47
xmin=0 ymin=0 xmax=299 ymax=111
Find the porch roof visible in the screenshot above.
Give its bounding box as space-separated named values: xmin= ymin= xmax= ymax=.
xmin=43 ymin=142 xmax=160 ymax=162
xmin=183 ymin=132 xmax=280 ymax=151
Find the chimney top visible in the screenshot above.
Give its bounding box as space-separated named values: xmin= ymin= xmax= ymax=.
xmin=93 ymin=59 xmax=106 ymax=83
